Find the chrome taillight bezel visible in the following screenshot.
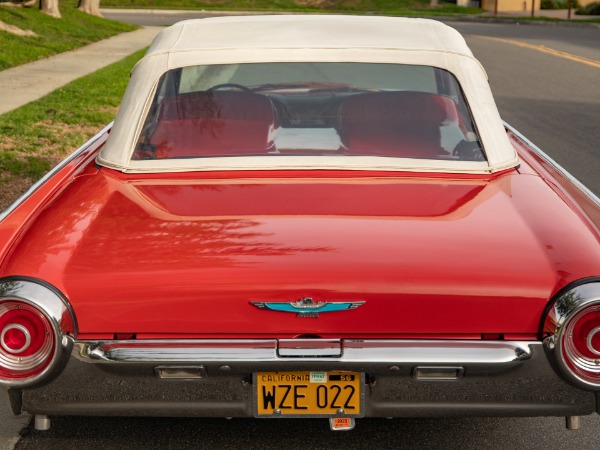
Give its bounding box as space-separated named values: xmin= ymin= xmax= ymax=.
xmin=0 ymin=301 xmax=55 ymax=376
xmin=0 ymin=278 xmax=77 ymax=388
xmin=543 ymin=281 xmax=600 ymax=390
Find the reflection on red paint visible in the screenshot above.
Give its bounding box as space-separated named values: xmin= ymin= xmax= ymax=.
xmin=3 ymin=166 xmax=600 ymax=336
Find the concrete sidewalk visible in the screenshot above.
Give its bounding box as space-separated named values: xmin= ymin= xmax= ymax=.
xmin=0 ymin=26 xmax=162 ymax=115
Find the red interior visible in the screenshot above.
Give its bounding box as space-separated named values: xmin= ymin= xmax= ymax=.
xmin=148 ymin=91 xmax=277 ymax=158
xmin=339 ymin=91 xmax=452 ymax=158
xmin=141 ymin=90 xmax=463 ymax=160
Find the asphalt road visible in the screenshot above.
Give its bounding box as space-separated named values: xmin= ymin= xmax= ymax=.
xmin=453 ymin=21 xmax=600 ymax=196
xmin=10 ymin=415 xmax=600 ymax=449
xmin=5 ymin=13 xmax=600 ymax=450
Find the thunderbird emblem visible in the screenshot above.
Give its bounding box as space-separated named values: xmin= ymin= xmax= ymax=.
xmin=250 ymin=297 xmax=365 ymax=318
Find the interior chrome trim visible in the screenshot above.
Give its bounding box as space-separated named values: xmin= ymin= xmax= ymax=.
xmin=74 ymin=339 xmax=533 ymax=365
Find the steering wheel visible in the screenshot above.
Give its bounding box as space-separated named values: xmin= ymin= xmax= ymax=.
xmin=453 ymin=140 xmax=486 ymax=162
xmin=208 ymin=83 xmax=253 ymax=92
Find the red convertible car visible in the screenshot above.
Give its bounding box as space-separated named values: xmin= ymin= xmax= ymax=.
xmin=1 ymin=16 xmax=600 ymax=432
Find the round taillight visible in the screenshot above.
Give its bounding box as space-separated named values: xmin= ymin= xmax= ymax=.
xmin=560 ymin=304 xmax=600 ymax=385
xmin=0 ymin=301 xmax=55 ymax=380
xmin=1 ymin=324 xmax=31 ymax=353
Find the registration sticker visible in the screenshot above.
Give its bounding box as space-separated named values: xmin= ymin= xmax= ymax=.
xmin=330 ymin=417 xmax=355 ymax=431
xmin=310 ymin=372 xmax=327 ymax=383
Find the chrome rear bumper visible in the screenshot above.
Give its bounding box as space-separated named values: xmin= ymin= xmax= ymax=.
xmin=11 ymin=339 xmax=598 ymax=418
xmin=75 ymin=338 xmax=533 ymax=366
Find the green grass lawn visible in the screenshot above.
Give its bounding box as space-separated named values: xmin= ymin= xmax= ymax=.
xmin=0 ymin=49 xmax=146 ymax=209
xmin=0 ymin=0 xmax=138 ymax=70
xmin=101 ymin=0 xmax=483 ymax=15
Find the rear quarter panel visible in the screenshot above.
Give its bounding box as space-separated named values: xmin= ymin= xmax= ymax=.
xmin=508 ymin=127 xmax=600 ymax=236
xmin=0 ymin=126 xmax=109 ymax=266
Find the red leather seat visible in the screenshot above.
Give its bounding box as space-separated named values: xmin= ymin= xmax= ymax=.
xmin=148 ymin=91 xmax=277 ymax=158
xmin=339 ymin=91 xmax=451 ymax=158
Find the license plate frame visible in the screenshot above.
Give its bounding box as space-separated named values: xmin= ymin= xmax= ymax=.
xmin=253 ymin=371 xmax=364 ymax=418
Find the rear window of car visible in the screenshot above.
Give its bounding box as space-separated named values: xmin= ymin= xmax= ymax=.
xmin=133 ymin=63 xmax=485 ymax=162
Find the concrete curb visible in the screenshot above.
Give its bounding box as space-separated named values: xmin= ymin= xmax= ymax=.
xmin=0 ymin=26 xmax=163 ymax=115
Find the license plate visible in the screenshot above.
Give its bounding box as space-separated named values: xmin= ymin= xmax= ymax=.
xmin=254 ymin=371 xmax=363 ymax=417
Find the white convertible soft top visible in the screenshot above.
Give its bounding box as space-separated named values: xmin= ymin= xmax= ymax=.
xmin=98 ymin=15 xmax=519 ymax=174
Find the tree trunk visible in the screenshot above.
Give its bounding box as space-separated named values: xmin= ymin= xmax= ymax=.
xmin=39 ymin=0 xmax=61 ymax=18
xmin=77 ymin=0 xmax=102 ymax=17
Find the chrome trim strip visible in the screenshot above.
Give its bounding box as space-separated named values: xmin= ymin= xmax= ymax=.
xmin=0 ymin=279 xmax=77 ymax=387
xmin=0 ymin=123 xmax=112 ymax=223
xmin=73 ymin=339 xmax=533 ymax=365
xmin=343 ymin=340 xmax=532 ymax=364
xmin=77 ymin=339 xmax=278 ymax=363
xmin=505 ymin=122 xmax=600 ymax=208
xmin=277 ymin=338 xmax=342 ymax=357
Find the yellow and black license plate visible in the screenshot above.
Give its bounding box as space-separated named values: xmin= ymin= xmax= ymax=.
xmin=254 ymin=371 xmax=363 ymax=417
